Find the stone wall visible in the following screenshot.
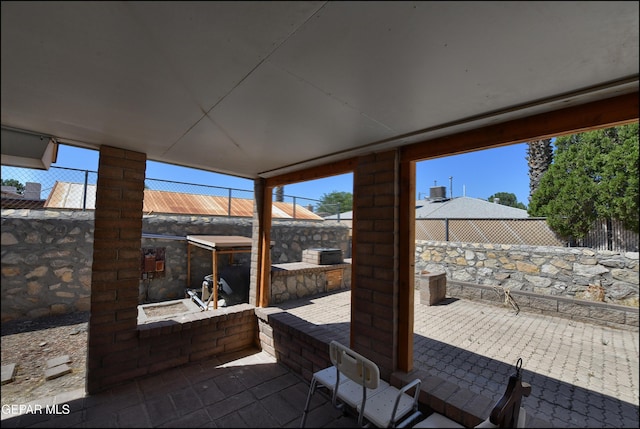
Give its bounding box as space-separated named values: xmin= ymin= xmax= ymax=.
xmin=1 ymin=209 xmax=350 ymax=322
xmin=415 ymin=240 xmax=639 ymax=306
xmin=270 ymin=262 xmax=352 ymax=304
xmin=4 ymin=210 xmax=638 ymax=323
xmin=1 ymin=210 xmax=94 ymax=321
xmin=444 ymin=280 xmax=638 ymax=331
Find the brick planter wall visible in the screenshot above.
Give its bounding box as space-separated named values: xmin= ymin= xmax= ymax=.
xmin=137 ymin=305 xmax=257 ymax=373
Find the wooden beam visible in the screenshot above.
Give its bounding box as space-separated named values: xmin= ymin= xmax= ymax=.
xmin=401 ymin=92 xmax=639 ymax=162
xmin=349 ymin=164 xmax=359 ymax=349
xmin=265 ymin=157 xmax=357 ymax=188
xmin=397 ymin=158 xmax=415 ymax=372
xmin=257 ymin=182 xmax=273 ymax=307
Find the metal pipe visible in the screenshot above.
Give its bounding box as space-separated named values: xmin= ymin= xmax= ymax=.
xmin=203 ymin=282 xmax=215 ymax=310
xmin=187 ymin=289 xmax=207 ymax=311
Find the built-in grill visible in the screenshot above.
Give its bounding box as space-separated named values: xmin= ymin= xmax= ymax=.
xmin=302 ymin=248 xmax=343 ymax=265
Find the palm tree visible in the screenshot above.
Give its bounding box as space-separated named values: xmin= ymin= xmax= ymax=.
xmin=274 ymin=186 xmax=284 ymax=202
xmin=526 ymin=139 xmax=553 ymax=203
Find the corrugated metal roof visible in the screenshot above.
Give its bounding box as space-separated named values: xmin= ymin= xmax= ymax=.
xmin=44 ymin=181 xmax=97 ymax=210
xmin=272 ymin=201 xmax=321 ymax=220
xmin=44 ymin=182 xmax=323 ymax=220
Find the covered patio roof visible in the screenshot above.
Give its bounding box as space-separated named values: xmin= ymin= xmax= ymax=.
xmin=1 ymin=0 xmax=638 ymax=407
xmin=1 ymin=2 xmax=637 ymax=176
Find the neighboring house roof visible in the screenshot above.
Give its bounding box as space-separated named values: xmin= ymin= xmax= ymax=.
xmin=1 ymin=189 xmax=22 ymax=199
xmin=1 ymin=185 xmax=46 ymax=209
xmin=415 ymin=197 xmax=529 ymax=219
xmin=325 ymin=197 xmax=529 ymax=220
xmin=325 ymin=210 xmax=353 ymax=221
xmin=43 ymin=182 xmax=323 ymax=220
xmin=1 ymin=196 xmax=45 ymax=209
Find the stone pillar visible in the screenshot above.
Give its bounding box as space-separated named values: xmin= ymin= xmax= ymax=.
xmin=87 ymin=146 xmax=146 ymax=394
xmin=419 ymin=271 xmax=447 ymax=305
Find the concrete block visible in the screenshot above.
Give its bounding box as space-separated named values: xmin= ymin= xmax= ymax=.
xmin=44 ymin=364 xmax=72 ymax=380
xmin=1 ymin=363 xmax=17 ymax=385
xmin=46 ymin=355 xmax=71 ymax=368
xmin=420 ymin=272 xmax=447 ymax=305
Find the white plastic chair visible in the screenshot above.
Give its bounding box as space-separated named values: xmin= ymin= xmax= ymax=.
xmin=300 ymin=340 xmax=422 ymax=428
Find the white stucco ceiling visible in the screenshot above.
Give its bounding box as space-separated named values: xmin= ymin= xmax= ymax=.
xmin=1 ymin=1 xmax=638 ymax=178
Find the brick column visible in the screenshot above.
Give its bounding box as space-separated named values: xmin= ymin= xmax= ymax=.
xmin=352 ymin=150 xmax=400 ymax=380
xmin=87 ymin=146 xmax=146 ymax=394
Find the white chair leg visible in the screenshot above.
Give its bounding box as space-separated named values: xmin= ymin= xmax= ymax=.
xmin=300 ymin=377 xmax=319 ymax=428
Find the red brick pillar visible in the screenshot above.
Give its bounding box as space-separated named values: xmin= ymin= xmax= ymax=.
xmin=87 ymin=146 xmax=146 ymax=394
xmin=352 ymin=150 xmax=400 ymax=380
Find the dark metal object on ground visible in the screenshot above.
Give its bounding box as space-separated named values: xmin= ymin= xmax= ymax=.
xmin=489 ymin=358 xmax=531 ymax=428
xmin=202 ymin=265 xmax=250 ymax=307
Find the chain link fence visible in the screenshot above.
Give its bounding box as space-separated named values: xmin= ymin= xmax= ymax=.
xmin=274 ymin=193 xmax=330 ymax=219
xmin=416 ymin=218 xmax=638 ymax=251
xmin=2 ymin=165 xmax=97 ymax=210
xmin=3 ymin=164 xmax=637 ymax=250
xmin=143 ymin=177 xmax=256 ymax=217
xmin=1 ymin=165 xmax=329 ymax=219
xmin=416 ymin=218 xmax=566 ymax=246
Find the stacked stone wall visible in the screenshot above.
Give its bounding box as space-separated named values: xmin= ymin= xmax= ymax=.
xmin=4 ymin=210 xmax=638 ymax=324
xmin=270 ymin=263 xmax=352 ymax=304
xmin=1 ymin=211 xmax=95 ymax=321
xmin=416 ymin=240 xmax=639 ymax=306
xmin=1 ymin=209 xmax=350 ymax=322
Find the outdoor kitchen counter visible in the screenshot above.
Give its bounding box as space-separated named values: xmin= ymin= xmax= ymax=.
xmin=270 ymin=259 xmax=352 ymax=304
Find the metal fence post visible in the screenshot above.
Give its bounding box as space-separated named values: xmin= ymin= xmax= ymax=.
xmin=445 ymin=218 xmax=449 ymax=241
xmin=82 ymin=170 xmax=88 ymax=211
xmin=292 ymin=196 xmax=297 ymax=219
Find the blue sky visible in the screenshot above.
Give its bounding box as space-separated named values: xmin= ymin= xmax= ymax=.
xmin=52 ymin=143 xmax=531 ymax=207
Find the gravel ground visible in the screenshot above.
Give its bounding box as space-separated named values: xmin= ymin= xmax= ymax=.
xmin=1 ymin=312 xmax=89 ymax=406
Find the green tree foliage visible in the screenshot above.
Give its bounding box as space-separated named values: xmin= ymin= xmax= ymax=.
xmin=316 ymin=191 xmax=353 ymax=216
xmin=528 ymin=123 xmax=639 ymax=239
xmin=487 ymin=192 xmax=526 ymax=209
xmin=1 ymin=178 xmax=25 ymax=194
